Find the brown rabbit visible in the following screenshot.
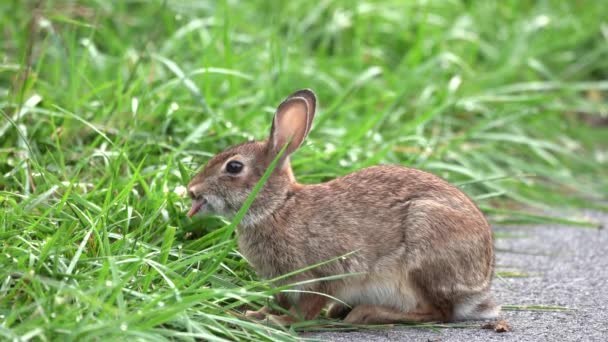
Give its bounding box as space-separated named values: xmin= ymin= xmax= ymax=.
xmin=187 ymin=89 xmax=500 ymax=325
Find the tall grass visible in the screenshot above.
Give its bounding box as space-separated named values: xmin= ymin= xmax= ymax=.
xmin=1 ymin=0 xmax=607 ymax=340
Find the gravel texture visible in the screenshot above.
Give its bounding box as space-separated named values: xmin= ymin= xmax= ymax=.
xmin=306 ymin=209 xmax=608 ymax=342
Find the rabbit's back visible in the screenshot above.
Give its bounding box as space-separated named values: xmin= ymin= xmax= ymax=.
xmin=240 ymin=165 xmax=492 ymax=279
xmin=238 ymin=164 xmax=497 ymax=319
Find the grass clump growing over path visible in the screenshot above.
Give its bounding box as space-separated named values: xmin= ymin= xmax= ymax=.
xmin=1 ymin=0 xmax=607 ymax=340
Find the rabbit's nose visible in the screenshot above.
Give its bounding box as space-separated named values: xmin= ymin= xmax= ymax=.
xmin=187 ymin=184 xmax=204 ymax=200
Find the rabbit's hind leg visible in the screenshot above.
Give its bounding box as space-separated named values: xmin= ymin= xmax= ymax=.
xmin=343 ymin=303 xmax=449 ymax=325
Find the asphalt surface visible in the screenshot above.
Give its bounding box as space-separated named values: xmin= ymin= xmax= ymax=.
xmin=306 ymin=209 xmax=608 ymax=342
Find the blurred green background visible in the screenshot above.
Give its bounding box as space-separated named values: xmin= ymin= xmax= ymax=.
xmin=1 ymin=0 xmax=607 ymax=340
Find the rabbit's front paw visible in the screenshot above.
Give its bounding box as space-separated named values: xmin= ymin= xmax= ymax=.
xmin=245 ymin=306 xmax=270 ymax=320
xmin=266 ymin=314 xmax=297 ymax=326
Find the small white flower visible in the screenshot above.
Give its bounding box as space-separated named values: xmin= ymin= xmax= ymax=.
xmin=131 ymin=98 xmax=139 ymax=116
xmin=448 ymin=75 xmax=462 ymax=93
xmin=174 ymin=185 xmax=187 ymax=197
xmin=38 ymin=17 xmax=52 ymax=29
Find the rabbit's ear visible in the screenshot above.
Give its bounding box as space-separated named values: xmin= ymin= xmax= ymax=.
xmin=286 ymin=89 xmax=316 ymax=136
xmin=269 ymin=90 xmax=316 ymax=160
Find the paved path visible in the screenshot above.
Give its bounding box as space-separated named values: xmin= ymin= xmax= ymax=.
xmin=307 ymin=210 xmax=608 ymax=341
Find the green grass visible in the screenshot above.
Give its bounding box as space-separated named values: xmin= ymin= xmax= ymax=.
xmin=502 ymin=305 xmax=573 ymax=311
xmin=1 ymin=0 xmax=607 ymax=340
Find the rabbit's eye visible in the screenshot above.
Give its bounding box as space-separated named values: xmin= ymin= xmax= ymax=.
xmin=226 ymin=160 xmax=243 ymax=174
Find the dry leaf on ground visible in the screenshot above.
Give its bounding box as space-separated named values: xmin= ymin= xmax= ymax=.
xmin=482 ymin=319 xmax=511 ymax=333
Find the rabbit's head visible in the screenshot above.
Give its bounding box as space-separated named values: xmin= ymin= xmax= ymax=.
xmin=186 ymin=89 xmax=317 ymax=225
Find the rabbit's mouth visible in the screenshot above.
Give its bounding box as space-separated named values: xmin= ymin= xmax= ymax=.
xmin=187 ymin=198 xmax=208 ymax=218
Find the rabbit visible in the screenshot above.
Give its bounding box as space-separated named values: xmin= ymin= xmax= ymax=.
xmin=186 ymin=89 xmax=500 ymax=325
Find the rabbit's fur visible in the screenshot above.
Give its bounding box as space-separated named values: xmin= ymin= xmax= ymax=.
xmin=187 ymin=89 xmax=499 ymax=325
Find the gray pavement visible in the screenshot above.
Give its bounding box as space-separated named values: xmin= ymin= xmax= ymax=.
xmin=306 ymin=209 xmax=608 ymax=341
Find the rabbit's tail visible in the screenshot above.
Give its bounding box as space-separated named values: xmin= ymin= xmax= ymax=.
xmin=453 ymin=292 xmax=501 ymax=320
